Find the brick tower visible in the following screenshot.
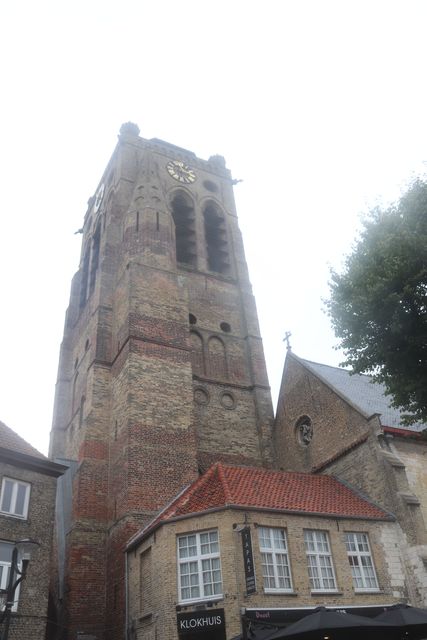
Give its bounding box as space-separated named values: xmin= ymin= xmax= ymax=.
xmin=49 ymin=123 xmax=273 ymax=640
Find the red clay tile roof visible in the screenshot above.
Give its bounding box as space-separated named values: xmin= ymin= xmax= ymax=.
xmin=0 ymin=420 xmax=47 ymax=459
xmin=127 ymin=463 xmax=392 ymax=549
xmin=383 ymin=426 xmax=423 ymax=439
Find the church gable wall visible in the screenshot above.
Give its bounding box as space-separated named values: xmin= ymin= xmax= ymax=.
xmin=274 ymin=355 xmax=370 ymax=472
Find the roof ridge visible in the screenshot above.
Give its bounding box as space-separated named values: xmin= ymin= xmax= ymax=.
xmin=169 ymin=465 xmax=219 ymax=516
xmin=216 ymin=462 xmax=233 ymax=503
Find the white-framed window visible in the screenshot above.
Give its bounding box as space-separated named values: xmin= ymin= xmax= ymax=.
xmin=177 ymin=530 xmax=223 ymax=603
xmin=344 ymin=532 xmax=379 ymax=591
xmin=258 ymin=526 xmax=293 ymax=592
xmin=304 ymin=529 xmax=337 ymax=592
xmin=0 ymin=541 xmax=19 ymax=612
xmin=0 ymin=478 xmax=31 ymax=519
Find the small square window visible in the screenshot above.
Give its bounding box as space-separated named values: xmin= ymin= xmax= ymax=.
xmin=0 ymin=478 xmax=31 ymax=519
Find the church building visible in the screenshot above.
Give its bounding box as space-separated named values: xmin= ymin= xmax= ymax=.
xmin=48 ymin=124 xmax=427 ymax=640
xmin=49 ymin=123 xmax=274 ymax=640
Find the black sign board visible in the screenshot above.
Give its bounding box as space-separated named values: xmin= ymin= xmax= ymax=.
xmin=241 ymin=526 xmax=256 ymax=595
xmin=244 ymin=605 xmax=394 ymax=625
xmin=177 ymin=608 xmax=226 ymax=637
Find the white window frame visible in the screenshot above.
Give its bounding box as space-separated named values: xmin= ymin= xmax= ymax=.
xmin=0 ymin=478 xmax=31 ymax=519
xmin=0 ymin=542 xmax=20 ymax=612
xmin=177 ymin=530 xmax=223 ymax=604
xmin=345 ymin=532 xmax=379 ymax=592
xmin=304 ymin=529 xmax=337 ymax=592
xmin=258 ymin=526 xmax=293 ymax=592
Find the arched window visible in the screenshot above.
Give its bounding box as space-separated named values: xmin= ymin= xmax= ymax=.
xmin=79 ymin=247 xmax=90 ymax=308
xmin=171 ymin=192 xmax=196 ymax=266
xmin=203 ymin=203 xmax=230 ymax=274
xmin=71 ymin=371 xmax=78 ymax=417
xmin=208 ymin=336 xmax=227 ymax=379
xmin=190 ymin=331 xmax=205 ymax=376
xmin=89 ymin=223 xmax=101 ymax=293
xmin=79 ymin=395 xmax=86 ymax=428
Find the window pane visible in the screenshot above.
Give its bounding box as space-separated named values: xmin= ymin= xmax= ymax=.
xmin=259 ymin=528 xmax=292 ymax=591
xmin=305 ymin=530 xmax=336 ymax=591
xmin=0 ymin=543 xmax=12 ymax=563
xmin=15 ymin=484 xmax=27 ymax=516
xmin=178 ymin=530 xmax=222 ymax=602
xmin=1 ymin=480 xmax=13 ymax=512
xmin=258 ymin=527 xmax=272 ymax=549
xmin=345 ymin=532 xmax=378 ymax=590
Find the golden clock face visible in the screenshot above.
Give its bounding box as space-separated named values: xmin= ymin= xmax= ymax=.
xmin=166 ymin=160 xmax=196 ymax=184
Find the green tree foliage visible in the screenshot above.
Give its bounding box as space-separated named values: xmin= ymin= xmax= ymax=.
xmin=327 ymin=179 xmax=427 ymax=425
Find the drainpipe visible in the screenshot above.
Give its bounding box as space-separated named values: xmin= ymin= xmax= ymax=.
xmin=125 ymin=551 xmax=129 ymax=640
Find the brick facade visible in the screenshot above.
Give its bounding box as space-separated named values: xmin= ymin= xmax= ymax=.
xmin=0 ymin=424 xmax=65 ymax=640
xmin=274 ymin=352 xmax=427 ymax=606
xmin=48 ymin=125 xmax=426 ymax=640
xmin=49 ymin=125 xmax=273 ymax=639
xmin=127 ymin=508 xmax=404 ymax=640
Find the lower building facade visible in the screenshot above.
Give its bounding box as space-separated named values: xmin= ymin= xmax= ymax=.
xmin=125 ymin=463 xmax=410 ymax=640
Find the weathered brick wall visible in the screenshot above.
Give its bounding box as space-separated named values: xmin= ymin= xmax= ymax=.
xmin=274 ymin=355 xmax=372 ymax=473
xmin=127 ymin=509 xmax=404 ymax=640
xmin=0 ymin=463 xmax=58 ymax=640
xmin=49 ymin=129 xmax=274 ymax=640
xmin=274 ymin=354 xmax=427 ymax=604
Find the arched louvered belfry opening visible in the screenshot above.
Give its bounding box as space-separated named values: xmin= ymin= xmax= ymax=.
xmin=203 ymin=202 xmax=230 ymax=275
xmin=170 ymin=191 xmax=197 ymax=267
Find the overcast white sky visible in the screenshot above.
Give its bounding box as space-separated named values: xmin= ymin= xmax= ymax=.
xmin=1 ymin=0 xmax=427 ymax=454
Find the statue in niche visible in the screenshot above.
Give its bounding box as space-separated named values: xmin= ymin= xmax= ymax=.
xmin=297 ymin=418 xmax=313 ymax=445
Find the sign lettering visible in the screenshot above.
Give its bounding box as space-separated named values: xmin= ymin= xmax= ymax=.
xmin=241 ymin=527 xmax=256 ymax=595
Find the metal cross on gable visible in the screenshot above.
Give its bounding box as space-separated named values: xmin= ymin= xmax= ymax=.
xmin=283 ymin=331 xmax=292 ymax=351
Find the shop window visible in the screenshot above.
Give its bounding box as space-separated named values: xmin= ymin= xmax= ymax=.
xmin=177 ymin=530 xmax=223 ymax=603
xmin=171 ymin=192 xmax=197 ymax=267
xmin=304 ymin=530 xmax=337 ymax=592
xmin=203 ymin=203 xmax=230 ymax=274
xmin=0 ymin=478 xmax=31 ymax=519
xmin=258 ymin=527 xmax=293 ymax=592
xmin=344 ymin=532 xmax=379 ymax=591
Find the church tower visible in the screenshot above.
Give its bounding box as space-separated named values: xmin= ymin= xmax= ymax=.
xmin=49 ymin=123 xmax=273 ymax=640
